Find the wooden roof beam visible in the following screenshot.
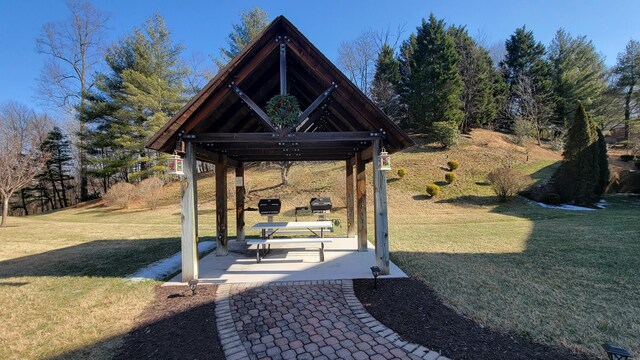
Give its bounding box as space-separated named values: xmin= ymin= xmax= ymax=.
xmin=186 ymin=131 xmax=384 ymax=143
xmin=230 ymin=83 xmax=277 ymax=132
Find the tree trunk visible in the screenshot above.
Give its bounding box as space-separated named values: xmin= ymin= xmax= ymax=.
xmin=1 ymin=193 xmax=10 ymax=227
xmin=20 ymin=188 xmax=29 ymax=215
xmin=58 ymin=156 xmax=68 ymax=207
xmin=280 ymin=161 xmax=292 ymax=185
xmin=624 ymin=88 xmax=632 ymax=141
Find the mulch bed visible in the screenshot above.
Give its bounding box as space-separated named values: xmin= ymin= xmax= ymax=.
xmin=114 ymin=285 xmax=225 ymax=360
xmin=354 ymin=278 xmax=591 ymax=360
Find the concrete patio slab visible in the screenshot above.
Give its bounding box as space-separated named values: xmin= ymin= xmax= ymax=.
xmin=165 ymin=237 xmax=407 ymax=285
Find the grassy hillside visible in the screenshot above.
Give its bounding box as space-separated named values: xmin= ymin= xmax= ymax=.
xmin=1 ymin=129 xmax=638 ymax=358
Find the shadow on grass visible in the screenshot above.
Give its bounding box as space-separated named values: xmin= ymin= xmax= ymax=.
xmin=387 ymin=178 xmax=400 ymax=184
xmin=0 ymin=238 xmax=181 ymax=278
xmin=412 ymin=194 xmax=432 ymax=200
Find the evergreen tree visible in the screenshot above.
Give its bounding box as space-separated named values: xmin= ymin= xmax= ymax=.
xmin=396 ymin=34 xmax=417 ymax=128
xmin=549 ymin=29 xmax=608 ymax=127
xmin=448 ymin=26 xmax=497 ymax=132
xmin=613 ymin=39 xmax=640 ymax=140
xmin=552 ymin=103 xmax=606 ymax=206
xmin=38 ymin=127 xmax=74 ymax=208
xmin=596 ymin=128 xmax=610 ymax=195
xmin=403 ymin=14 xmax=463 ymax=132
xmin=215 ymin=7 xmax=269 ymax=69
xmin=503 ymin=26 xmax=553 ymax=133
xmin=85 ymin=14 xmax=187 ymax=182
xmin=371 ymin=44 xmax=402 ymax=123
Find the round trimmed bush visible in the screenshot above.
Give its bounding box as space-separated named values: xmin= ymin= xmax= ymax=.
xmin=397 ymin=168 xmax=407 ymax=179
xmin=426 ymin=183 xmax=441 ymax=197
xmin=447 ymin=160 xmax=460 ymax=171
xmin=445 ymin=172 xmax=457 ymax=184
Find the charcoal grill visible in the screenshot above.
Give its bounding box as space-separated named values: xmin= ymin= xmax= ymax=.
xmin=258 ymin=199 xmax=281 ymax=215
xmin=310 ymin=197 xmax=332 ymax=215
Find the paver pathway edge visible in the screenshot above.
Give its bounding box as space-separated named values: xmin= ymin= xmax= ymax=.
xmin=215 ymin=280 xmax=450 ymax=360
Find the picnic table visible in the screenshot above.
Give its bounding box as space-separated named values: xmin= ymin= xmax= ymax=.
xmin=248 ymin=221 xmax=334 ymax=262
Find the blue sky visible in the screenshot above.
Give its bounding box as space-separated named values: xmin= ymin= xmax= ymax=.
xmin=1 ymin=0 xmax=639 ymax=118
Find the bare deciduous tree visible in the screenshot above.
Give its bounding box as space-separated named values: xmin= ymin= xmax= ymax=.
xmin=337 ymin=31 xmax=378 ymax=95
xmin=513 ymin=75 xmax=552 ymax=145
xmin=36 ymin=0 xmax=108 ymax=201
xmin=0 ymin=103 xmax=52 ymax=227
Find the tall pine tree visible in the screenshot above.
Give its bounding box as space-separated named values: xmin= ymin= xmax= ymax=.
xmin=549 ymin=29 xmax=608 ymax=127
xmin=85 ymin=14 xmax=187 ymax=183
xmin=403 ymin=14 xmax=463 ymax=133
xmin=38 ymin=127 xmax=74 ymax=208
xmin=503 ymin=26 xmax=553 ymax=133
xmin=448 ymin=26 xmax=498 ymax=132
xmin=215 ymin=7 xmax=269 ymax=69
xmin=371 ymin=44 xmax=402 ymax=123
xmin=613 ymin=39 xmax=640 ymax=140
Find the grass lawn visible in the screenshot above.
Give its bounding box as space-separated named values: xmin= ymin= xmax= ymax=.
xmin=387 ymin=195 xmax=640 ymax=357
xmin=0 ymin=203 xmax=216 ymax=359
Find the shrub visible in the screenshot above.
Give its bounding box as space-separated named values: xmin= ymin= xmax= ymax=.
xmin=486 ymin=167 xmax=532 ymax=202
xmin=447 ymin=160 xmax=460 ymax=171
xmin=445 ymin=172 xmax=457 ymax=184
xmin=426 ymin=183 xmax=441 ymax=197
xmin=431 ymin=121 xmax=460 ymax=148
xmin=397 ymin=168 xmax=407 ymax=179
xmin=511 ymin=118 xmax=535 ymax=145
xmin=541 ymin=193 xmax=562 ymax=205
xmin=103 ymin=182 xmax=136 ymax=209
xmin=137 ymin=177 xmax=164 ymax=210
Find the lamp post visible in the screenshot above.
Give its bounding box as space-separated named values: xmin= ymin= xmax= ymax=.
xmin=370 ymin=266 xmax=380 ymax=289
xmin=603 ymin=342 xmax=632 ymax=360
xmin=188 ymin=279 xmax=198 ymax=296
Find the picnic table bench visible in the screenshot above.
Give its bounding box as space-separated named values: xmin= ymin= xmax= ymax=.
xmin=248 ymin=221 xmax=333 ymax=262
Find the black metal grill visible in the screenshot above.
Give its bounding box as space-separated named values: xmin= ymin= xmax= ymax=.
xmin=310 ymin=197 xmax=332 ymax=214
xmin=258 ymin=199 xmax=281 ymax=215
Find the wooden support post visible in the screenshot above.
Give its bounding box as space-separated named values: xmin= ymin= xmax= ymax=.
xmin=216 ymin=154 xmax=228 ymax=255
xmin=356 ymin=152 xmax=367 ymax=252
xmin=346 ymin=158 xmax=355 ymax=238
xmin=372 ymin=139 xmax=390 ymax=275
xmin=280 ymin=42 xmax=287 ymax=95
xmin=235 ymin=163 xmax=245 ymax=242
xmin=180 ymin=142 xmax=198 ymax=282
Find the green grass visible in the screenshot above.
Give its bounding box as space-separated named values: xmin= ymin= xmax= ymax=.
xmin=388 ymin=196 xmax=640 ymax=357
xmin=0 ymin=129 xmax=636 ymax=358
xmin=0 ymin=205 xmax=198 ymax=359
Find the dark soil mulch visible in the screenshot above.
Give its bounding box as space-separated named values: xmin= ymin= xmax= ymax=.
xmin=114 ymin=285 xmax=225 ymax=360
xmin=354 ymin=278 xmax=593 ymax=360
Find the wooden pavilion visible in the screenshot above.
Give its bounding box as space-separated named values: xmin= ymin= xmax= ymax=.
xmin=146 ymin=16 xmax=414 ymax=282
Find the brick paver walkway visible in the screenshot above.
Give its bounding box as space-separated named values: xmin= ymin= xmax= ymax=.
xmin=215 ymin=280 xmax=448 ymax=360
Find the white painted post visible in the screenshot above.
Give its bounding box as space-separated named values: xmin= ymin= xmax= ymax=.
xmin=372 ymin=139 xmax=390 ymax=275
xmin=181 ymin=142 xmax=199 ymax=282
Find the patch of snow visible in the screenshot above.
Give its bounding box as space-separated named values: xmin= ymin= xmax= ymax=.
xmin=126 ymin=241 xmax=215 ymax=283
xmin=530 ymin=200 xmax=600 ymax=211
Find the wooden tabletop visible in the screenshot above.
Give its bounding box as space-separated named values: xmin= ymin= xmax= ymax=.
xmin=251 ymin=221 xmax=333 ymax=230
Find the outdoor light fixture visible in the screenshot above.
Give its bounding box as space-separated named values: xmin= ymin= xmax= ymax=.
xmin=370 ymin=266 xmax=380 ymax=289
xmin=379 ymin=148 xmax=391 ymax=171
xmin=603 ymin=342 xmax=632 ymax=360
xmin=188 ymin=279 xmax=198 ymax=296
xmin=166 ymin=152 xmax=184 ymax=176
